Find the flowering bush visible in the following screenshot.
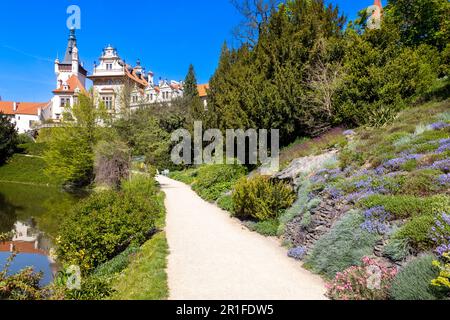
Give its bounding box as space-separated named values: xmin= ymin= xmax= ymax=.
xmin=429 ymin=122 xmax=450 ymax=131
xmin=431 ymin=252 xmax=450 ymax=292
xmin=287 ymin=246 xmax=307 ymax=260
xmin=437 ymin=174 xmax=450 ymax=186
xmin=360 ymin=206 xmax=391 ymax=235
xmin=430 ymin=213 xmax=450 ymax=257
xmin=326 ymin=257 xmax=397 ymax=300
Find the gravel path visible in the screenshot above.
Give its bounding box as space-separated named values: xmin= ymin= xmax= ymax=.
xmin=157 ymin=175 xmax=326 ymax=300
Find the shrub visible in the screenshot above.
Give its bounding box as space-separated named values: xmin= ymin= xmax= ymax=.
xmin=430 ymin=213 xmax=450 ymax=256
xmin=232 ymin=175 xmax=295 ymax=221
xmin=245 ymin=219 xmax=280 ymax=237
xmin=217 ymin=194 xmax=234 ymax=212
xmin=394 ymin=215 xmax=436 ymax=250
xmin=431 ymin=252 xmax=450 ymax=294
xmin=304 ymin=211 xmax=380 ymax=279
xmin=391 ymin=254 xmax=443 ymax=300
xmin=169 ymin=168 xmax=199 ymax=185
xmin=360 ymin=195 xmax=450 ymax=219
xmin=383 ymin=238 xmax=411 ymax=262
xmin=326 ymin=257 xmax=397 ymax=300
xmin=94 ymin=140 xmax=130 ymax=190
xmin=0 ymin=112 xmax=19 ymax=164
xmin=56 ymin=186 xmax=161 ymax=273
xmin=17 ymin=142 xmax=47 ymax=156
xmin=288 ymin=246 xmax=307 ymax=261
xmin=93 ymin=246 xmax=141 ymax=278
xmin=192 ymin=164 xmax=247 ymax=202
xmin=0 ymin=254 xmax=46 ymax=300
xmin=401 ymin=169 xmax=442 ymax=196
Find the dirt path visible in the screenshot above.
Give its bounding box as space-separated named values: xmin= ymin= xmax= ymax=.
xmin=157 ymin=175 xmax=326 ymax=300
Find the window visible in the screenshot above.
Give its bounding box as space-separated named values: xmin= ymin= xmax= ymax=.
xmin=106 ymin=63 xmax=113 ymax=70
xmin=132 ymin=96 xmax=139 ymax=103
xmin=61 ymin=97 xmax=70 ymax=108
xmin=107 ymin=80 xmax=113 ymax=85
xmin=102 ymin=96 xmax=113 ymax=109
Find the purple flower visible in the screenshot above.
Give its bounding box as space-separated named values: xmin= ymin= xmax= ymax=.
xmin=326 ymin=187 xmax=343 ymax=200
xmin=361 ymin=206 xmax=391 ymax=235
xmin=430 ymin=213 xmax=450 ymax=257
xmin=430 ymin=122 xmax=450 ymax=131
xmin=288 ymin=246 xmax=307 ymax=260
xmin=346 ymin=190 xmax=376 ymax=203
xmin=429 ymin=159 xmax=450 ymax=173
xmin=437 ymin=143 xmax=450 ymax=154
xmin=343 ymin=130 xmax=356 ymax=136
xmin=382 ymin=154 xmax=423 ymax=172
xmin=354 ymin=178 xmax=373 ymax=190
xmin=438 ymin=174 xmax=450 ymax=186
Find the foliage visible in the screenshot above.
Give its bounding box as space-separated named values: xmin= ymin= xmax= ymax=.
xmin=245 ymin=219 xmax=279 ymax=237
xmin=304 ymin=210 xmax=380 ymax=279
xmin=287 ymin=246 xmax=307 ymax=261
xmin=192 ymin=164 xmax=247 ymax=202
xmin=94 ymin=139 xmax=130 ymax=189
xmin=383 ymin=237 xmax=411 ymax=262
xmin=391 ymin=254 xmax=443 ymax=300
xmin=360 ymin=194 xmax=450 ymax=219
xmin=326 ymin=257 xmax=397 ymax=300
xmin=43 ymin=94 xmax=108 ymax=187
xmin=56 ymin=181 xmax=161 ymax=273
xmin=17 ymin=142 xmax=47 ymax=156
xmin=169 ymin=168 xmax=199 ymax=185
xmin=0 ymin=253 xmax=46 ymax=300
xmin=0 ymin=112 xmax=18 ymax=164
xmin=110 ymin=232 xmax=169 ymax=300
xmin=432 ymin=252 xmax=450 ymax=294
xmin=217 ymin=194 xmax=234 ymax=212
xmin=93 ymin=246 xmax=141 ymax=278
xmin=394 ymin=215 xmax=436 ymax=251
xmin=232 ymin=175 xmax=295 ymax=221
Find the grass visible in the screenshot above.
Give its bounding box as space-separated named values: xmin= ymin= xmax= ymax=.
xmin=110 ymin=232 xmax=169 ymax=300
xmin=0 ymin=154 xmax=58 ymax=185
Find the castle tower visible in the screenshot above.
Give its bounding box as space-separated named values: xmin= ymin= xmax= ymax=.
xmin=50 ymin=28 xmax=87 ymax=120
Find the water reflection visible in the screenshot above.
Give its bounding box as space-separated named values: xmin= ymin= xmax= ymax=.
xmin=0 ymin=182 xmax=84 ymax=286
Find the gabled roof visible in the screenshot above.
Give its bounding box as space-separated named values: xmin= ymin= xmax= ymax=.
xmin=53 ymin=75 xmax=86 ymax=94
xmin=125 ymin=67 xmax=148 ymax=87
xmin=0 ymin=101 xmax=48 ymax=116
xmin=197 ymin=84 xmax=209 ymax=97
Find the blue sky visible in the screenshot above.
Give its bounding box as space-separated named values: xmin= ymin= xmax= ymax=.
xmin=0 ymin=0 xmax=386 ymax=102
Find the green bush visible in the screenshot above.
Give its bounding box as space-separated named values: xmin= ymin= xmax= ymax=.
xmin=17 ymin=142 xmax=47 ymax=156
xmin=232 ymin=175 xmax=295 ymax=221
xmin=56 ymin=185 xmax=161 ymax=273
xmin=192 ymin=164 xmax=247 ymax=202
xmin=169 ymin=168 xmax=199 ymax=185
xmin=393 ymin=215 xmax=436 ymax=250
xmin=93 ymin=246 xmax=141 ymax=278
xmin=391 ymin=254 xmax=443 ymax=300
xmin=304 ymin=210 xmax=380 ymax=279
xmin=245 ymin=219 xmax=280 ymax=237
xmin=383 ymin=237 xmax=411 ymax=262
xmin=401 ymin=169 xmax=442 ymax=196
xmin=360 ymin=194 xmax=450 ymax=219
xmin=217 ymin=194 xmax=234 ymax=212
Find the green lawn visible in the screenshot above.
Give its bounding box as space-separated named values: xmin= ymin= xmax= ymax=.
xmin=0 ymin=154 xmax=58 ymax=185
xmin=110 ymin=231 xmax=169 ymax=300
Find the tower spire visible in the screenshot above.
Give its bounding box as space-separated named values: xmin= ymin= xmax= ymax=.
xmin=374 ymin=0 xmax=382 ymax=9
xmin=63 ymin=28 xmax=77 ymax=64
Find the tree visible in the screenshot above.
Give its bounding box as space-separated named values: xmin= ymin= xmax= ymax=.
xmin=94 ymin=139 xmax=130 ymax=190
xmin=184 ymin=64 xmax=199 ymax=99
xmin=0 ymin=112 xmax=18 ymax=164
xmin=43 ymin=94 xmax=109 ymax=187
xmin=385 ymin=0 xmax=450 ymax=51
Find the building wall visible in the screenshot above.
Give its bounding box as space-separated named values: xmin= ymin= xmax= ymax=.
xmin=12 ymin=114 xmax=40 ymax=133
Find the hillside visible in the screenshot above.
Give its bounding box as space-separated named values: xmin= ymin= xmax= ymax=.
xmin=171 ymin=99 xmax=450 ymax=300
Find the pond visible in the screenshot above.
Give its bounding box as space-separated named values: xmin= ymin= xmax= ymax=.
xmin=0 ymin=182 xmax=86 ymax=286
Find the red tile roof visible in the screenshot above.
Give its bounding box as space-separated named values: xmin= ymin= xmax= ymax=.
xmin=0 ymin=101 xmax=48 ymax=116
xmin=197 ymin=84 xmax=209 ymax=97
xmin=53 ymin=75 xmax=86 ymax=94
xmin=0 ymin=241 xmax=47 ymax=256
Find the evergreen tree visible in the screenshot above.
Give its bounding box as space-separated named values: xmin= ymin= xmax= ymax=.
xmin=184 ymin=64 xmax=199 ymax=99
xmin=0 ymin=112 xmax=18 ymax=164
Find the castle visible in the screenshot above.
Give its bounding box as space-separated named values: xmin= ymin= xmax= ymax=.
xmin=0 ymin=29 xmax=208 ymax=133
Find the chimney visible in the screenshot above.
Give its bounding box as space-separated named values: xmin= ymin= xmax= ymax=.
xmin=13 ymin=102 xmax=18 ymax=112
